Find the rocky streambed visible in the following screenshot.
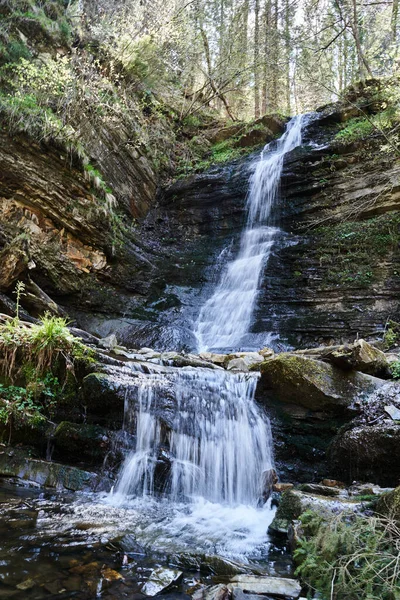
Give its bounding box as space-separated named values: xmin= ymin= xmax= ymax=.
xmin=1 ymin=333 xmax=400 ymax=598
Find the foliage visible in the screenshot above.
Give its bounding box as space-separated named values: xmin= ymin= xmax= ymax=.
xmin=315 ymin=213 xmax=400 ymax=287
xmin=390 ymin=360 xmax=400 ymax=379
xmin=294 ymin=510 xmax=400 ymax=600
xmin=336 ymin=116 xmax=375 ymax=143
xmin=0 ymin=309 xmax=93 ymax=383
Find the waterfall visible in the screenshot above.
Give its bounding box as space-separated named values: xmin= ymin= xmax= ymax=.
xmin=113 ymin=366 xmax=274 ymax=507
xmin=195 ymin=115 xmax=304 ymax=352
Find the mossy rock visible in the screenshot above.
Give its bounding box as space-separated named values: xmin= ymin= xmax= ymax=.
xmin=53 ymin=421 xmax=110 ymax=466
xmin=259 ymin=354 xmax=383 ymax=412
xmin=81 ymin=372 xmax=125 ymax=414
xmin=376 ymin=486 xmax=400 ymax=523
xmin=274 ymin=489 xmax=304 ymax=522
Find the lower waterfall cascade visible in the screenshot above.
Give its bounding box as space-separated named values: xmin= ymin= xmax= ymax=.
xmin=194 ymin=115 xmax=304 ymax=353
xmin=113 ymin=366 xmax=274 ymax=505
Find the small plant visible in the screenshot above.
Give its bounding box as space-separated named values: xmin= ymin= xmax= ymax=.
xmin=390 ymin=360 xmax=400 ymax=380
xmin=0 ymin=384 xmax=45 ymax=444
xmin=13 ymin=280 xmax=26 ymax=321
xmin=384 ymin=326 xmax=399 ymax=350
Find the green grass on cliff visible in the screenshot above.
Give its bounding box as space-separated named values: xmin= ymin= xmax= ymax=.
xmin=315 ymin=213 xmax=400 ymax=287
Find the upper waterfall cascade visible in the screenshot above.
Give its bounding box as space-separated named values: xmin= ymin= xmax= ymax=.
xmin=194 ymin=115 xmax=304 ymax=352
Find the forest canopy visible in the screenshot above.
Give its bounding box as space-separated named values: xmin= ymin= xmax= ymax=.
xmin=84 ymin=0 xmax=400 ymax=120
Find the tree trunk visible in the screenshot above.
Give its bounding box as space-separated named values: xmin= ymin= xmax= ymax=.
xmin=254 ymin=0 xmax=261 ymax=118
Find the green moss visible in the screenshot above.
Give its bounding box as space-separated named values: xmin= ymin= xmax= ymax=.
xmin=275 ymin=489 xmax=303 ymax=521
xmin=314 ymin=213 xmax=400 ymax=287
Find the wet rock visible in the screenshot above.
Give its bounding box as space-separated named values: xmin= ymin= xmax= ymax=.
xmin=227 ymin=358 xmax=249 ymax=372
xmin=195 ymin=584 xmax=231 ymax=600
xmin=199 ymin=352 xmax=227 ymax=365
xmin=98 ymin=334 xmax=118 ymax=350
xmin=114 ymin=533 xmax=146 ymax=556
xmin=384 ymin=404 xmax=400 ymax=420
xmin=81 ymin=372 xmax=127 ymax=418
xmin=298 ymin=483 xmax=342 ymax=497
xmin=259 ymin=347 xmax=274 ymax=359
xmin=232 ymin=589 xmax=274 ymax=600
xmin=16 ymin=578 xmax=36 ymax=591
xmin=330 ymin=422 xmax=400 ymax=486
xmin=229 ymin=575 xmax=302 ymax=599
xmin=259 ymin=354 xmax=384 ymax=412
xmin=170 ymin=553 xmax=251 ymax=576
xmin=171 ymin=355 xmax=220 ymax=369
xmin=53 ymin=422 xmax=110 ymax=466
xmin=141 ymin=568 xmax=183 ymax=596
xmin=262 ymin=468 xmax=278 ymax=500
xmin=226 ymin=353 xmax=264 ymax=371
xmin=0 ymin=447 xmax=105 ymax=491
xmin=270 ymin=488 xmax=362 ymax=535
xmin=348 ymin=482 xmax=393 ymax=497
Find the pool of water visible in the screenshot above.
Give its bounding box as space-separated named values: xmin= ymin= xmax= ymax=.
xmin=0 ymin=480 xmax=293 ymax=599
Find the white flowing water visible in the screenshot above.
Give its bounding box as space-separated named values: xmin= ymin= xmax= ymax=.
xmin=109 ymin=365 xmax=276 ymax=558
xmin=113 ymin=367 xmax=274 ymax=505
xmin=195 ymin=115 xmax=304 ymax=352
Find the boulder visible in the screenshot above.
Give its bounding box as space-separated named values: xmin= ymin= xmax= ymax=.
xmin=269 ymin=488 xmax=362 ymax=535
xmin=234 ymin=127 xmax=274 ymax=148
xmin=227 ymin=358 xmax=249 ymax=372
xmin=199 ymin=352 xmax=227 ymax=365
xmin=322 ymin=340 xmax=389 ymax=377
xmin=254 ymin=114 xmax=287 ymax=134
xmin=170 ymin=553 xmax=251 ymax=576
xmin=141 ymin=568 xmax=183 ymax=596
xmin=193 ymin=584 xmax=230 ymax=600
xmin=81 ymin=372 xmax=126 ymax=415
xmin=329 ymin=422 xmax=400 ymax=486
xmin=259 ymin=354 xmax=384 ymax=412
xmin=298 ymin=483 xmax=343 ymax=497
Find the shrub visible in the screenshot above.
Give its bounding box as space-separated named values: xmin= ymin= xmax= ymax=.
xmin=294 ymin=510 xmax=400 ymax=600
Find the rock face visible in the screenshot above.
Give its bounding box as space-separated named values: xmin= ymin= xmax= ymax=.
xmin=1 ymin=88 xmax=399 ymax=350
xmin=330 ymin=423 xmax=400 ymax=486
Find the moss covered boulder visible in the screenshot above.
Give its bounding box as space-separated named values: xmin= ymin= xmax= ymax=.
xmin=376 ymin=486 xmax=400 ymax=522
xmin=259 ymin=354 xmax=383 ymax=412
xmin=321 ymin=340 xmax=389 ymax=377
xmin=269 ymin=488 xmax=362 ymax=535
